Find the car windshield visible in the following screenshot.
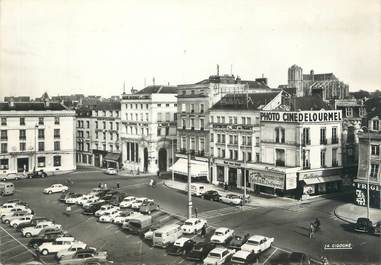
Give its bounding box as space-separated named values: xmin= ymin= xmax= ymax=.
xmin=214 ymin=232 xmax=224 ymax=236
xmin=103 ymin=213 xmax=110 ymax=216
xmin=247 ymin=239 xmax=259 ymax=245
xmin=232 ymin=257 xmax=245 ymax=263
xmin=234 ymin=236 xmax=242 ymax=240
xmin=184 ymin=222 xmax=193 ymax=226
xmin=154 ymin=232 xmax=162 ymax=237
xmin=209 ymin=253 xmax=221 ymax=258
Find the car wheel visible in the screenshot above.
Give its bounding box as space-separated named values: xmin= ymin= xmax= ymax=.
xmin=148 ymin=211 xmax=151 ymax=215
xmin=41 ymin=249 xmax=49 ymax=256
xmin=2 ymin=178 xmax=6 ymax=181
xmin=48 ymin=191 xmax=52 ymax=194
xmin=33 ymin=243 xmax=39 ymax=249
xmin=12 ymin=223 xmax=18 ymax=228
xmin=25 ymin=232 xmax=32 ymax=238
xmin=4 ymin=220 xmax=9 ymax=224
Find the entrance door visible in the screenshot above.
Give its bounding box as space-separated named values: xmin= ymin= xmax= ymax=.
xmin=158 ymin=148 xmax=167 ymax=172
xmin=144 ymin=148 xmax=148 ymax=173
xmin=17 ymin=158 xmax=29 ymax=173
xmin=228 ymin=168 xmax=237 ymax=188
xmin=94 ymin=154 xmax=100 ymax=167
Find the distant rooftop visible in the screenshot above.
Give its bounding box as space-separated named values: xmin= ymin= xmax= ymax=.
xmin=135 ymin=85 xmax=177 ymax=94
xmin=290 ymin=95 xmax=332 ymax=111
xmin=0 ymin=102 xmax=67 ymax=111
xmin=211 ymin=92 xmax=280 ymax=111
xmin=92 ymin=101 xmax=121 ymax=111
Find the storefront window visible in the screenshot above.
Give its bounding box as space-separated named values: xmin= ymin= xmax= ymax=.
xmin=217 ymin=166 xmax=224 ymax=182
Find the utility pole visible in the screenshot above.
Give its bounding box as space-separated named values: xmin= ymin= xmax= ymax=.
xmin=171 ymin=137 xmax=175 ymax=182
xmin=187 ymin=147 xmax=192 ymax=219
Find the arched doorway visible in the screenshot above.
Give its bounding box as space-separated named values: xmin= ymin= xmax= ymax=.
xmin=158 ymin=148 xmax=167 ymax=172
xmin=144 ymin=148 xmax=148 ymax=173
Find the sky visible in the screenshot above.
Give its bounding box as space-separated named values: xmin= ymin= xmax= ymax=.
xmin=0 ymin=0 xmax=380 ymax=99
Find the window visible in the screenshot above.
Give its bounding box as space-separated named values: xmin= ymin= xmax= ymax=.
xmin=222 ymin=134 xmax=226 ymax=144
xmin=55 ymin=117 xmax=60 ymax=125
xmin=373 ymin=120 xmax=379 ymax=131
xmin=20 ymin=117 xmax=25 ymax=125
xmin=157 ymin=113 xmax=162 ymax=122
xmin=332 ymin=127 xmax=338 ymax=144
xmin=303 ymin=128 xmax=310 ymax=145
xmin=320 ymin=150 xmax=326 ymax=167
xmin=345 ymin=107 xmax=353 ymax=117
xmin=54 ymin=141 xmax=60 ymax=151
xmin=157 ymin=128 xmax=161 ymax=136
xmin=233 ymin=117 xmax=237 ymax=124
xmin=222 ymin=116 xmax=225 ymax=123
xmin=275 ymin=127 xmax=285 ymax=143
xmin=247 ymin=117 xmax=251 ymax=125
xmin=38 ymin=142 xmax=45 ymax=151
xmin=303 ymin=150 xmax=310 ymax=169
xmin=217 ymin=116 xmax=221 ymax=123
xmin=242 ymin=117 xmax=246 ymax=124
xmin=165 ymin=127 xmax=169 ymax=136
xmin=181 ymin=137 xmax=187 ymax=149
xmin=200 ymin=104 xmax=204 ymax=113
xmin=229 ymin=135 xmax=233 ymax=144
xmin=247 ymin=152 xmax=252 ymax=161
xmin=221 ymin=149 xmax=225 ymax=158
xmin=39 ymin=117 xmax=44 ymax=125
xmin=255 ymin=137 xmax=260 ymax=147
xmin=165 ymin=112 xmax=170 ymax=122
xmin=95 ymin=132 xmax=98 ymax=139
xmin=229 ymin=117 xmax=233 ymax=124
xmin=199 ymin=138 xmax=205 ymax=152
xmin=0 ymin=143 xmax=7 ymax=153
xmin=103 ymin=132 xmax=106 ymax=140
xmin=37 ymin=129 xmax=44 ymax=139
xmin=229 ymin=150 xmax=233 ymax=159
xmin=320 ymin=127 xmax=327 ymax=144
xmin=247 ymin=136 xmax=252 ymax=145
xmin=20 ymin=142 xmax=26 ymax=151
xmin=1 ymin=130 xmax=7 ymax=140
xmin=0 ymin=159 xmax=9 ymax=169
xmin=332 ymin=148 xmax=338 ymax=166
xmin=145 ymin=113 xmax=149 ymax=121
xmin=103 ymin=122 xmax=106 ymax=129
xmin=157 ymin=104 xmax=161 ymax=107
xmin=359 ymin=108 xmax=365 ymax=117
xmin=200 ymin=118 xmax=204 ymax=130
xmin=191 ymin=104 xmax=194 ymax=113
xmin=371 ymin=145 xmax=380 ymax=156
xmin=54 ymin=129 xmax=60 ymax=138
xmin=141 ymin=104 xmax=144 ymax=109
xmin=234 ymin=135 xmax=238 ymax=144
xmin=256 ymin=152 xmax=260 ymax=162
xmin=86 ymin=143 xmax=90 ymax=151
xmin=38 ymin=157 xmax=45 ymax=167
xmin=234 ymin=150 xmax=238 ymax=160
xmin=1 ymin=118 xmax=6 ymax=126
xmin=181 ymin=104 xmax=186 ymax=112
xmin=54 ymin=156 xmax=61 ymax=167
xmin=217 ymin=134 xmax=221 ymax=143
xmin=370 ymin=164 xmax=379 ymax=179
xmin=86 ymin=131 xmax=90 ymax=138
xmin=191 ymin=118 xmax=195 ymax=129
xmin=182 ymin=119 xmax=186 ymax=129
xmin=210 ymin=133 xmax=214 ymax=142
xmin=95 ymin=121 xmax=98 ymax=129
xmin=190 ymin=137 xmax=195 ymax=150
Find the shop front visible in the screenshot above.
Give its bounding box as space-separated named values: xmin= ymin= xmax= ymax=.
xmin=212 ymin=160 xmax=246 ymax=189
xmin=353 ymin=181 xmax=381 ymax=209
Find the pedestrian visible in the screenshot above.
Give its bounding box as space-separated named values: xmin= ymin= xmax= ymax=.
xmin=98 ymin=182 xmax=102 ymax=189
xmin=309 ymin=223 xmax=315 ymax=238
xmin=194 ymin=207 xmax=198 ymax=218
xmin=157 ymin=170 xmax=160 ymax=179
xmin=104 ymin=183 xmax=108 ymax=190
xmin=201 ymin=223 xmax=207 ymax=238
xmin=117 ymin=182 xmax=120 ymax=189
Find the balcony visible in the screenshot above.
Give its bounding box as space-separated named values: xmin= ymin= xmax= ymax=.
xmin=19 ymin=136 xmax=26 ymax=140
xmin=332 ymin=161 xmax=339 ymax=167
xmin=303 ymin=162 xmax=310 ymax=169
xmin=302 ymin=139 xmax=311 ymax=146
xmin=0 ymin=136 xmax=7 ymax=141
xmin=332 ymin=138 xmax=339 ymax=144
xmin=320 ymin=138 xmax=327 ymax=145
xmin=197 ymin=150 xmax=205 ymax=157
xmin=179 ymin=148 xmax=187 ymax=154
xmin=276 ymin=160 xmax=285 ymax=167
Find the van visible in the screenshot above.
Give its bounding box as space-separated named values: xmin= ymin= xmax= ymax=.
xmin=152 ymin=224 xmax=183 ymax=248
xmin=191 ymin=183 xmax=208 ymax=197
xmin=124 ymin=215 xmax=152 ymax=234
xmin=0 ymin=182 xmax=15 ymax=196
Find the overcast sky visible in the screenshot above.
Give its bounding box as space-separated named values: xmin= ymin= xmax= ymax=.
xmin=0 ymin=0 xmax=380 ymax=99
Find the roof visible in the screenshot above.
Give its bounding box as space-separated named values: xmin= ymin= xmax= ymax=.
xmin=248 ymin=235 xmax=266 ymax=241
xmin=365 ymin=96 xmax=381 ymax=119
xmin=210 ymin=247 xmax=227 ymax=254
xmin=290 ymin=96 xmax=332 ymax=111
xmin=211 ymin=92 xmax=279 ymax=111
xmin=135 ymin=85 xmax=177 ymax=95
xmin=233 ymin=250 xmax=252 ymax=259
xmin=92 ymin=101 xmax=121 ymax=111
xmin=0 ymin=102 xmax=67 ymax=111
xmin=215 ymin=227 xmax=229 ymax=232
xmin=240 ymin=80 xmax=269 ymax=89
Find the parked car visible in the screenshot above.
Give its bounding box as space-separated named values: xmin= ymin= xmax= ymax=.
xmin=82 ymin=202 xmax=106 ymax=215
xmin=2 ymin=211 xmax=33 ymax=224
xmin=27 ymin=170 xmax=47 ymax=178
xmin=65 ymin=194 xmax=84 ymax=204
xmin=0 ymin=182 xmax=15 ymax=196
xmin=131 ymin=197 xmax=149 ymax=210
xmin=139 ymin=200 xmax=159 ymax=214
xmin=95 ymin=204 xmax=119 ymax=217
xmin=270 ymin=252 xmax=312 ymax=265
xmin=2 ymin=173 xmax=27 ymax=181
xmin=77 ymin=194 xmax=98 ymax=206
xmin=228 ymin=233 xmax=250 ymax=250
xmin=59 ymin=192 xmax=75 ymax=202
xmin=374 ymin=221 xmax=381 ymax=237
xmin=10 ymin=215 xmax=33 ymax=228
xmin=56 ymin=242 xmax=89 ymax=260
xmin=241 ymin=235 xmax=274 ymax=254
xmin=202 ymin=190 xmax=221 ymax=201
xmin=16 ymin=217 xmax=52 ymax=232
xmin=82 ymin=196 xmax=103 ymax=208
xmin=210 ymin=227 xmax=234 ymax=244
xmin=354 ymin=218 xmax=375 ymax=233
xmin=152 ymin=224 xmax=183 ymax=248
xmin=220 ymin=194 xmax=243 ymax=205
xmin=181 ymin=218 xmax=207 ymax=234
xmin=1 ymin=207 xmax=33 ymax=220
xmin=166 ymin=237 xmax=196 ymax=256
xmin=98 ymin=209 xmax=120 ymax=223
xmin=203 ymin=247 xmax=235 ymax=265
xmin=119 ymin=196 xmax=136 ymax=208
xmin=38 ymin=237 xmax=77 ymax=255
xmin=185 ymin=242 xmax=216 ymax=262
xmin=105 ymin=168 xmax=117 ymax=175
xmin=22 ymin=221 xmax=62 ymax=238
xmin=113 ymin=210 xmax=134 ymax=225
xmin=28 ymin=231 xmax=69 ymax=249
xmin=44 ymin=184 xmax=69 ymax=194
xmin=230 ymin=250 xmax=259 ymax=265
xmin=59 ymin=249 xmax=108 ymax=264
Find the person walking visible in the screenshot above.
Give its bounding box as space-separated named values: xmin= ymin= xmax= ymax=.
xmin=194 ymin=207 xmax=198 ymax=218
xmin=309 ymin=223 xmax=315 ymax=238
xmin=201 ymin=223 xmax=207 ymax=238
xmin=117 ymin=182 xmax=120 ymax=190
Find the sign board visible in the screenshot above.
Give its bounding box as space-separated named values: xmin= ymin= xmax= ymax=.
xmin=249 ymin=170 xmax=285 ymax=189
xmin=260 ymin=110 xmax=342 ymax=123
xmin=285 ymin=174 xmax=297 ymax=190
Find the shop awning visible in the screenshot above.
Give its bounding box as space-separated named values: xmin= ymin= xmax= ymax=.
xmin=104 ymin=153 xmax=121 ymax=162
xmin=169 ymin=158 xmax=208 ymax=178
xmin=303 ymin=175 xmax=342 ymax=185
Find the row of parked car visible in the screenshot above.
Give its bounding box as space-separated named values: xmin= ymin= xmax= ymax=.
xmin=1 ymin=170 xmax=48 ymax=182
xmin=0 ymin=199 xmax=111 ymax=264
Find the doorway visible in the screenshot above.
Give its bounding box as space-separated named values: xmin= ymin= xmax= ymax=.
xmin=158 ymin=148 xmax=167 ymax=172
xmin=17 ymin=158 xmax=29 ymax=173
xmin=144 ymin=148 xmax=148 ymax=173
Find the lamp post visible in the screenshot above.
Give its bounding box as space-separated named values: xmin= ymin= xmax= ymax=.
xmin=187 ymin=136 xmax=192 ymax=219
xmin=34 ymin=124 xmax=38 ymax=172
xmin=171 ymin=137 xmax=175 ymax=182
xmin=361 ymin=126 xmax=371 ymax=219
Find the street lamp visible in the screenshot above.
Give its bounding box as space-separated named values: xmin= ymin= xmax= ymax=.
xmin=187 ymin=137 xmax=192 ymax=219
xmin=361 ymin=126 xmax=371 ymax=219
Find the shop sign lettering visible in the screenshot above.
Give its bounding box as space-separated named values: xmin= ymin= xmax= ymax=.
xmin=260 ymin=110 xmax=342 ymax=123
xmin=354 ymin=182 xmax=380 ymax=191
xmin=249 ymin=171 xmax=284 ymax=189
xmin=355 ymin=189 xmax=366 ymax=206
xmin=223 ymin=161 xmax=241 ymax=167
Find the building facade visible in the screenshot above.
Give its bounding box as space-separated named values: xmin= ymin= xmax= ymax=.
xmin=91 ymin=102 xmax=121 ymax=169
xmin=75 ymin=107 xmax=94 ymax=166
xmin=173 ymin=74 xmax=273 ymax=181
xmin=0 ymin=101 xmax=76 ymax=175
xmin=120 ymin=86 xmax=177 ymax=174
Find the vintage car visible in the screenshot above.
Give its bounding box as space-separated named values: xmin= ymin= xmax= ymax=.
xmin=166 ymin=237 xmax=196 ymax=256
xmin=230 ymin=250 xmax=259 ymax=265
xmin=202 ymin=190 xmax=221 ymax=201
xmin=119 ymin=196 xmax=136 ymax=208
xmin=139 ymin=200 xmax=159 ymax=214
xmin=181 ymin=218 xmax=207 ymax=234
xmin=59 ymin=249 xmax=108 ymax=264
xmin=43 ymin=184 xmax=69 ymax=194
xmin=10 ymin=215 xmax=33 ymax=228
xmin=38 ymin=237 xmax=78 ymax=256
xmin=210 ymin=227 xmax=234 ymax=244
xmin=220 ymin=194 xmax=243 ymax=205
xmin=98 ymin=209 xmax=120 ymax=223
xmin=185 ymin=242 xmax=216 ymax=262
xmin=354 ymin=218 xmax=375 ymax=233
xmin=228 ymin=233 xmax=250 ymax=249
xmin=94 ymin=204 xmax=119 ymax=217
xmin=240 ymin=235 xmax=274 ymax=254
xmin=105 ymin=168 xmax=118 ymax=175
xmin=22 ymin=221 xmax=62 ymax=238
xmin=131 ymin=197 xmax=149 ymax=210
xmin=203 ymin=247 xmax=235 ymax=265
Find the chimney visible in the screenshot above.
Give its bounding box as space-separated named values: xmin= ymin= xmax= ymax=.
xmin=217 ymin=64 xmax=220 ymax=76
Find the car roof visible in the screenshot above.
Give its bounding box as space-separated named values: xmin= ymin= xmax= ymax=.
xmin=233 ymin=250 xmax=252 ymax=259
xmin=215 ymin=227 xmax=229 ymax=233
xmin=210 ymin=247 xmax=228 ymax=254
xmin=248 ymin=235 xmax=266 ymax=241
xmin=174 ymin=237 xmax=190 ymax=246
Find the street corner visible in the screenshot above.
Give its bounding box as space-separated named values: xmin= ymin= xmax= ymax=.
xmin=333 ymin=203 xmax=381 ymax=224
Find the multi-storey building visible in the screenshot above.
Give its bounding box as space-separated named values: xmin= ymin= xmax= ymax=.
xmin=256 ymin=96 xmax=344 ymax=198
xmin=91 ymin=102 xmax=121 ymax=169
xmin=120 ymin=85 xmax=177 ymax=174
xmin=0 ymin=101 xmax=76 ymax=174
xmin=288 ymin=64 xmax=349 ymax=100
xmin=75 ymin=107 xmax=93 ymax=166
xmin=173 ymin=74 xmax=272 ymax=181
xmin=208 ymin=91 xmax=287 ymax=187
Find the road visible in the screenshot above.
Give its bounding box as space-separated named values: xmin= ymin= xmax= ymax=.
xmin=0 ymin=168 xmax=379 ymax=264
